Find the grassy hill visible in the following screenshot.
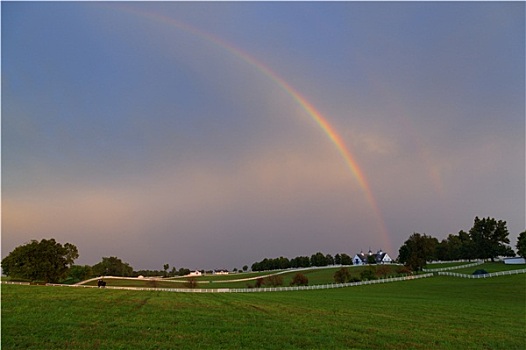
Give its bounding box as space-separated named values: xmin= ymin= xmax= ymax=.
xmin=77 ymin=262 xmax=525 ymax=289
xmin=2 ymin=273 xmax=524 ymax=349
xmin=80 ymin=265 xmax=403 ymax=289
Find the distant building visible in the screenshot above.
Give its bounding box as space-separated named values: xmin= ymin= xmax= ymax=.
xmin=213 ymin=269 xmax=229 ymax=275
xmin=187 ymin=270 xmax=202 ymax=276
xmin=353 ymin=249 xmax=393 ymax=265
xmin=504 ymin=257 xmax=526 ymax=265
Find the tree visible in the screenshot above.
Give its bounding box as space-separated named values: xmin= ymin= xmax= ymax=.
xmin=436 ymin=233 xmax=464 ymax=261
xmin=360 ymin=267 xmax=377 ymax=281
xmin=1 ymin=238 xmax=79 ymax=283
xmin=340 ymin=253 xmax=353 ymax=265
xmin=458 ymin=230 xmax=476 ymax=260
xmin=333 ymin=267 xmax=351 ymax=283
xmin=310 ymin=252 xmax=328 ymax=267
xmin=265 ymin=275 xmax=284 ymax=287
xmin=170 ymin=266 xmax=177 ymax=277
xmin=255 ymin=275 xmax=283 ymax=288
xmin=163 ymin=264 xmax=169 ymax=277
xmin=242 ymin=265 xmax=248 ymax=272
xmin=178 ymin=268 xmax=190 ymax=276
xmin=67 ymin=265 xmax=92 ymax=283
xmin=517 ymin=231 xmax=526 ymax=258
xmin=277 ymin=256 xmax=291 ymax=269
xmin=92 ymin=256 xmax=133 ymax=277
xmin=398 ymin=233 xmax=438 ymax=271
xmin=290 ymin=273 xmax=309 ymax=286
xmin=64 ymin=243 xmax=79 ymax=266
xmin=469 ymin=217 xmax=514 ymax=261
xmin=290 ymin=256 xmax=310 ymax=268
xmin=251 ymin=261 xmax=262 ymax=271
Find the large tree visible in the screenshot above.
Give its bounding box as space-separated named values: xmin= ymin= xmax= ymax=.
xmin=516 ymin=231 xmax=526 ymax=259
xmin=290 ymin=256 xmax=310 ymax=268
xmin=310 ymin=252 xmax=328 ymax=267
xmin=398 ymin=233 xmax=439 ymax=271
xmin=92 ymin=256 xmax=133 ymax=277
xmin=469 ymin=217 xmax=514 ymax=261
xmin=436 ymin=231 xmax=476 ymax=261
xmin=1 ymin=238 xmax=79 ymax=283
xmin=340 ymin=253 xmax=353 ymax=265
xmin=458 ymin=230 xmax=476 ymax=260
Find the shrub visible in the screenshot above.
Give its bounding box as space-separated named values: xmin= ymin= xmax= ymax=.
xmin=255 ymin=275 xmax=284 ymax=288
xmin=376 ymin=265 xmax=391 ymax=278
xmin=255 ymin=278 xmax=264 ymax=288
xmin=396 ymin=265 xmax=412 ymax=275
xmin=290 ymin=273 xmax=309 ymax=286
xmin=334 ymin=267 xmax=351 ymax=283
xmin=264 ymin=275 xmax=283 ymax=287
xmin=360 ymin=267 xmax=377 ymax=281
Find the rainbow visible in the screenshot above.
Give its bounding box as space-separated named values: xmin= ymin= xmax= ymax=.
xmin=104 ymin=4 xmax=393 ymax=254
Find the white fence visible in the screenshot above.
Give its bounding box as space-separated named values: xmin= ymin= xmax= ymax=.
xmin=422 ymin=261 xmax=483 ymax=272
xmin=1 ymin=281 xmax=30 ymax=286
xmin=437 ymin=269 xmax=526 ymax=279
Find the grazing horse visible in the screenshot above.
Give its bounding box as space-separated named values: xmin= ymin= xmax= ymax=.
xmin=97 ymin=279 xmax=106 ymax=288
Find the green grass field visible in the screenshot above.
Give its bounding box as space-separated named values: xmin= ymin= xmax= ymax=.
xmin=425 ymin=261 xmax=474 ymax=269
xmin=2 ymin=274 xmax=525 ymax=349
xmin=451 ymin=262 xmax=526 ymax=274
xmin=78 ymin=263 xmax=524 ymax=289
xmin=80 ymin=265 xmax=401 ymax=289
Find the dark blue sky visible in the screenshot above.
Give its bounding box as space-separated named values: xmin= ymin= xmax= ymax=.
xmin=2 ymin=1 xmax=524 ymax=270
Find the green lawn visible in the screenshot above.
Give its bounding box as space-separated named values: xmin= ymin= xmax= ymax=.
xmin=166 ymin=270 xmax=282 ymax=282
xmin=425 ymin=262 xmax=475 ymax=269
xmin=2 ymin=274 xmax=524 ymax=349
xmin=451 ymin=262 xmax=526 ymax=274
xmin=81 ymin=265 xmax=402 ymax=289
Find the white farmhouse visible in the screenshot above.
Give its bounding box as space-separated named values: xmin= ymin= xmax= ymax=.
xmin=353 ymin=250 xmax=393 ymax=265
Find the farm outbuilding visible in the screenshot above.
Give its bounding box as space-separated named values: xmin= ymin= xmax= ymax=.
xmin=503 ymin=257 xmax=526 ymax=264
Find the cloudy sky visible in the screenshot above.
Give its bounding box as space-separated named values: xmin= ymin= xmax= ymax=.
xmin=2 ymin=1 xmax=524 ymax=270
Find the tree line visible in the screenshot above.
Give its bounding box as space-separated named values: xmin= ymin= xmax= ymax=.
xmin=3 ymin=216 xmax=524 ymax=283
xmin=0 ymin=240 xmax=197 ymax=284
xmin=398 ymin=216 xmax=525 ymax=271
xmin=251 ymin=252 xmax=354 ymax=271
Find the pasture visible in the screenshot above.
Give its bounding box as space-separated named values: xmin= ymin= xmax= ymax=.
xmin=80 ymin=265 xmax=397 ymax=289
xmin=77 ymin=263 xmax=513 ymax=289
xmin=2 ymin=273 xmax=525 ymax=349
